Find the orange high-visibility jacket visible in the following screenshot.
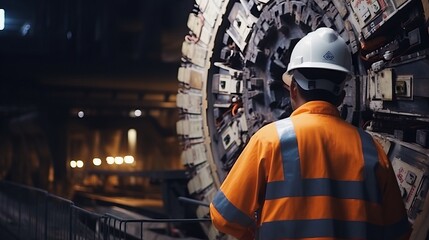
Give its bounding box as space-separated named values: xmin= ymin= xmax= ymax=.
xmin=210 ymin=101 xmax=410 ymax=240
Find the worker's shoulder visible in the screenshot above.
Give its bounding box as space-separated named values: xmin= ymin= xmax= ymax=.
xmin=250 ymin=119 xmax=295 ymax=144
xmin=251 ymin=121 xmax=280 ymax=141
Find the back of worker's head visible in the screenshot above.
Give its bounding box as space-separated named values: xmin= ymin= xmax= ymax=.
xmin=282 ymin=27 xmax=353 ymax=105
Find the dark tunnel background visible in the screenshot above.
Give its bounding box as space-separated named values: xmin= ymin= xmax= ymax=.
xmin=0 ymin=0 xmax=194 ymax=200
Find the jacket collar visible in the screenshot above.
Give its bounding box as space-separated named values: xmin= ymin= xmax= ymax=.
xmin=291 ymin=101 xmax=340 ymax=118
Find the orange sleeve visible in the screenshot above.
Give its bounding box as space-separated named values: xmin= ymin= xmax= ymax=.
xmin=209 ymin=203 xmax=254 ymax=239
xmin=210 ymin=124 xmax=276 ymax=239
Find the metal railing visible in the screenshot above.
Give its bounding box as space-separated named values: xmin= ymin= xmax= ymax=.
xmin=0 ymin=181 xmax=211 ymax=240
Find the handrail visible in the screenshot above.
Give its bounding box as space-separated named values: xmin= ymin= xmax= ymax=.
xmin=0 ymin=180 xmax=210 ymax=240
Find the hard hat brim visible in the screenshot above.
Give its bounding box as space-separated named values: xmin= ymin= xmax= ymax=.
xmin=282 ymin=70 xmax=345 ymax=96
xmin=287 ymin=62 xmax=351 ymax=76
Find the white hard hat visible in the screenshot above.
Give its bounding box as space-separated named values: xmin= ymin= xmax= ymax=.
xmin=282 ymin=27 xmax=352 ymax=94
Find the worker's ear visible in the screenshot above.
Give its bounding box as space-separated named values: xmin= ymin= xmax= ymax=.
xmin=335 ymin=90 xmax=346 ymax=107
xmin=290 ymin=79 xmax=298 ymax=100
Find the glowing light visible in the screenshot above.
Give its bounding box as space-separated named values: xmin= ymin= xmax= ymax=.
xmin=93 ymin=158 xmax=102 ymax=166
xmin=128 ymin=129 xmax=137 ymax=155
xmin=70 ymin=160 xmax=77 ymax=168
xmin=78 ymin=111 xmax=84 ymax=118
xmin=114 ymin=157 xmax=124 ymax=165
xmin=134 ymin=109 xmax=142 ymax=117
xmin=76 ymin=160 xmax=84 ymax=168
xmin=124 ymin=155 xmax=134 ymax=164
xmin=106 ymin=156 xmax=115 ymax=165
xmin=0 ymin=9 xmax=4 ymax=31
xmin=129 ymin=109 xmax=143 ymax=118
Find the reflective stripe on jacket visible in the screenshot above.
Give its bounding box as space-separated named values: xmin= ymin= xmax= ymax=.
xmin=210 ymin=101 xmax=410 ymax=240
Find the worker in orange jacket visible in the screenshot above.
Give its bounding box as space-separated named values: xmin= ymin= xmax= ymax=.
xmin=210 ymin=27 xmax=411 ymax=240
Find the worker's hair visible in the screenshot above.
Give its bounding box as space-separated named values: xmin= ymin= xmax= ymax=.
xmin=293 ymin=68 xmax=347 ymax=105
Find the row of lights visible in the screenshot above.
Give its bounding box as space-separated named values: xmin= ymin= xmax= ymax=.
xmin=70 ymin=156 xmax=135 ymax=168
xmin=77 ymin=110 xmax=143 ymax=119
